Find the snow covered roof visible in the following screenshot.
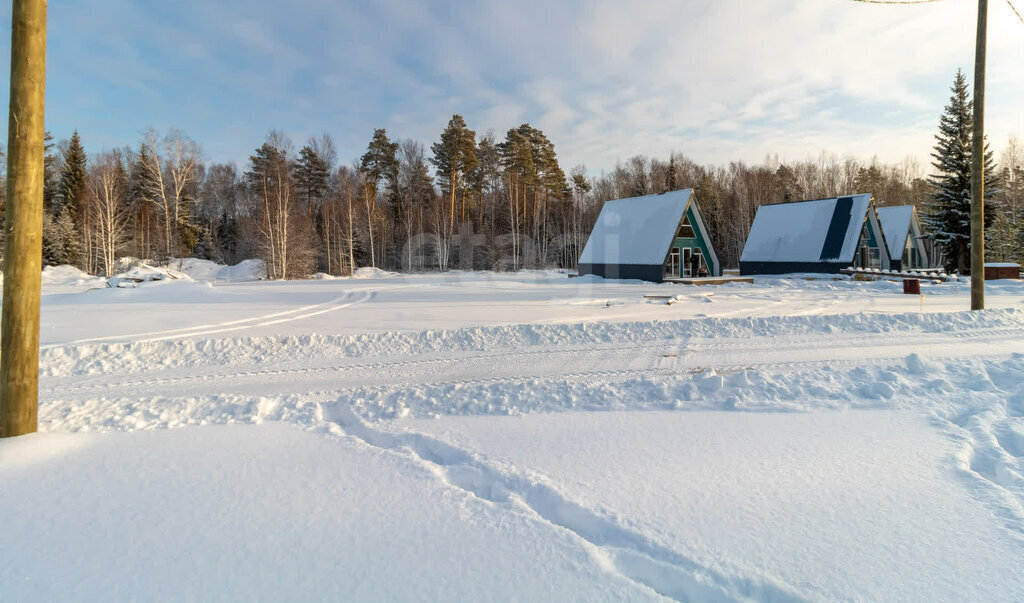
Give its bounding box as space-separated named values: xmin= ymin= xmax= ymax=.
xmin=740 ymin=195 xmax=873 ymax=263
xmin=876 ymin=205 xmax=916 ymax=260
xmin=578 ymin=189 xmax=694 ymax=265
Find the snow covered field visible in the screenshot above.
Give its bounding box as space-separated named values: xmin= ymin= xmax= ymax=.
xmin=3 ymin=265 xmax=1024 ymax=601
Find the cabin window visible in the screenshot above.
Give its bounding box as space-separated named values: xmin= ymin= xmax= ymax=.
xmin=903 ymin=238 xmax=918 ymax=269
xmin=867 ymin=248 xmax=880 ymax=269
xmin=676 ymin=216 xmax=696 ymax=239
xmin=859 ymin=224 xmax=871 ymax=247
xmin=856 ymin=222 xmax=881 ymax=269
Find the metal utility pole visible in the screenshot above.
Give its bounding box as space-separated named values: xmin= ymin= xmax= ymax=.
xmin=970 ymin=0 xmax=987 ymax=310
xmin=1 ymin=0 xmax=47 ymax=438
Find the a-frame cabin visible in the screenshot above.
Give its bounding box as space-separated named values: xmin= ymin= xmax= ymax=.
xmin=577 ymin=189 xmax=721 ymax=282
xmin=740 ymin=194 xmax=891 ymax=274
xmin=877 ymin=205 xmax=929 ymax=271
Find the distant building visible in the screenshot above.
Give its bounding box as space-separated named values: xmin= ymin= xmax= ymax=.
xmin=740 ymin=194 xmax=891 ymax=275
xmin=876 ymin=205 xmax=929 ymax=271
xmin=577 ymin=189 xmax=721 ymax=282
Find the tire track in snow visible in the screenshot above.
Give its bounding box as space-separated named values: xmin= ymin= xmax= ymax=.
xmin=40 ymin=307 xmax=1024 ymax=379
xmin=41 ymin=340 xmax=677 ymax=394
xmin=41 ymin=326 xmax=1024 ymax=398
xmin=321 ymin=403 xmax=809 ymax=602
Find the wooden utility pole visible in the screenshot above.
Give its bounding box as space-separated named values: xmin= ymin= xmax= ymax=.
xmin=970 ymin=0 xmax=988 ymax=310
xmin=1 ymin=0 xmax=47 ymax=438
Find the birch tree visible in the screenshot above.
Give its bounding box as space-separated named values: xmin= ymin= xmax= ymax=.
xmin=89 ymin=151 xmax=131 ymax=276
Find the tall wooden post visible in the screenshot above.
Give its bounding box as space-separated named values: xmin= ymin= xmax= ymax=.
xmin=1 ymin=0 xmax=47 ymax=438
xmin=970 ymin=0 xmax=987 ymax=310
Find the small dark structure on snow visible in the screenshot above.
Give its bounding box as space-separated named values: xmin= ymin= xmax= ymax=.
xmin=740 ymin=194 xmax=890 ymax=275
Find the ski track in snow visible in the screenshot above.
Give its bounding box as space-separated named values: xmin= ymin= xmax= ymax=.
xmin=41 ymin=289 xmax=375 ymax=347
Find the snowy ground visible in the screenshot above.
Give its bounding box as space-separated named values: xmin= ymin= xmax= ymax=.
xmin=3 ymin=265 xmax=1024 ymax=601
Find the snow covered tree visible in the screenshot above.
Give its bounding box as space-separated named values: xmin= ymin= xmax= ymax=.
xmin=42 ymin=209 xmax=77 ymax=267
xmin=923 ymin=70 xmax=999 ymax=273
xmin=56 ymin=131 xmax=88 ymax=267
xmin=988 ymin=136 xmax=1024 ymax=263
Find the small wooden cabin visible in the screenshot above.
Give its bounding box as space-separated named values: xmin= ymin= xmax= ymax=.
xmin=577 ymin=189 xmax=721 ymax=282
xmin=876 ymin=205 xmax=929 ymax=271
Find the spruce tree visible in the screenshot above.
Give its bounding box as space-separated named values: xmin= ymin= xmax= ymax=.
xmin=55 ymin=131 xmax=88 ymax=265
xmin=923 ymin=70 xmax=998 ymax=273
xmin=666 ymin=156 xmax=678 ymax=192
xmin=854 ymin=164 xmax=885 ymax=196
xmin=40 ymin=132 xmax=64 ymax=265
xmin=58 ymin=131 xmax=88 ymax=216
xmin=775 ymin=164 xmax=802 ymax=203
xmin=42 ymin=132 xmax=57 ymax=212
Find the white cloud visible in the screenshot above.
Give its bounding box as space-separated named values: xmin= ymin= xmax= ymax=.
xmin=4 ymin=0 xmax=1020 ymax=173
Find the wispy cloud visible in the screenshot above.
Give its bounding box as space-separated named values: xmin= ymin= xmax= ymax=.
xmin=1 ymin=0 xmax=1021 ymax=172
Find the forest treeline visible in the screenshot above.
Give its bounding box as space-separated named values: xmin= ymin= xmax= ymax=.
xmin=1 ymin=107 xmax=1022 ymax=277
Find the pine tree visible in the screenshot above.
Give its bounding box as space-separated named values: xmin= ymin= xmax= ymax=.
xmin=294 ymin=143 xmax=330 ymax=218
xmin=360 ymin=128 xmax=399 ymax=207
xmin=431 ymin=116 xmax=478 ymax=269
xmin=923 ymin=70 xmax=999 ymax=273
xmin=497 ymin=127 xmax=535 ymax=270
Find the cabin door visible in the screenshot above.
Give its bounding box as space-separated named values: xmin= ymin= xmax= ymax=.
xmin=682 ymin=248 xmax=693 ymax=277
xmin=665 ymin=247 xmax=681 ymax=279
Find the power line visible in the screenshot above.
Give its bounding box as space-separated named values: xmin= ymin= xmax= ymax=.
xmin=847 ymin=0 xmax=944 ymax=4
xmin=1006 ymin=0 xmax=1024 ymax=25
xmin=848 ymin=0 xmax=1021 ymax=25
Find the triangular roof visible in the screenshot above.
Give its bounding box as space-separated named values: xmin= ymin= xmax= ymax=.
xmin=579 ymin=189 xmax=696 ymax=266
xmin=740 ymin=194 xmax=877 ymax=263
xmin=876 ymin=205 xmax=917 ymax=260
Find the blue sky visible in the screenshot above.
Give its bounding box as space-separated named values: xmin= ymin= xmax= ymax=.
xmin=2 ymin=0 xmax=1023 ymax=174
